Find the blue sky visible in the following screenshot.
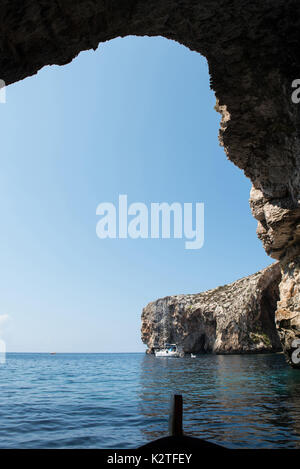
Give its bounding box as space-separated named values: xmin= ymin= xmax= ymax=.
xmin=0 ymin=36 xmax=271 ymax=352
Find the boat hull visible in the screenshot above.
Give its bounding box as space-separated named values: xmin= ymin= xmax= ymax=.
xmin=155 ymin=351 xmax=181 ymax=357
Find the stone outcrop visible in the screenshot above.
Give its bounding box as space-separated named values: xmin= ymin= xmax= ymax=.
xmin=2 ymin=0 xmax=300 ymax=366
xmin=142 ymin=263 xmax=282 ymax=354
xmin=276 ymin=258 xmax=300 ymax=367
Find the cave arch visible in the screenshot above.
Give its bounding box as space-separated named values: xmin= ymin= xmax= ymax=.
xmin=3 ymin=0 xmax=300 ymax=366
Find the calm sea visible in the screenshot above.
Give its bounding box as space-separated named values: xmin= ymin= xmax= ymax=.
xmin=0 ymin=352 xmax=300 ymax=448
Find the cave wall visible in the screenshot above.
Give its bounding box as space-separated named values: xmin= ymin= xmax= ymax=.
xmin=2 ymin=0 xmax=300 ymax=366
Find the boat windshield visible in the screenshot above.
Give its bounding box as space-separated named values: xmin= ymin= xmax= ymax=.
xmin=169 ymin=346 xmax=177 ymax=352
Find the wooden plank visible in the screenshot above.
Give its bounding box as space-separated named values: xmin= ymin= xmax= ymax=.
xmin=169 ymin=394 xmax=183 ymax=436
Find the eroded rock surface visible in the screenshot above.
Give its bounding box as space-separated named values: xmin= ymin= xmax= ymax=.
xmin=276 ymin=258 xmax=300 ymax=367
xmin=142 ymin=263 xmax=282 ymax=354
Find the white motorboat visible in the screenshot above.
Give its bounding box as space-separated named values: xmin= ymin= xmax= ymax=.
xmin=154 ymin=344 xmax=183 ymax=357
xmin=191 ymin=353 xmax=196 ymax=358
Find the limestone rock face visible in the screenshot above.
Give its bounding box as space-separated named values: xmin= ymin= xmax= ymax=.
xmin=142 ymin=264 xmax=282 ymax=354
xmin=276 ymin=258 xmax=300 ymax=367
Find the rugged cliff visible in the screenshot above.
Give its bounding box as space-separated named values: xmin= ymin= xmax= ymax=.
xmin=141 ymin=263 xmax=282 ymax=354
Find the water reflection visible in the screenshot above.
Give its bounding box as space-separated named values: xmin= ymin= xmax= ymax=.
xmin=138 ymin=353 xmax=300 ymax=448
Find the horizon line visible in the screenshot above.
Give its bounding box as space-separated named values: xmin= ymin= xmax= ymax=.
xmin=5 ymin=351 xmax=146 ymax=354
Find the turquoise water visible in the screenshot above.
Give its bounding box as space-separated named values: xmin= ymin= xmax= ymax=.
xmin=0 ymin=352 xmax=300 ymax=448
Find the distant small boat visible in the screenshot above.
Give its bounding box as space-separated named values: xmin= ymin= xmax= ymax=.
xmin=155 ymin=344 xmax=183 ymax=358
xmin=191 ymin=353 xmax=196 ymax=358
xmin=50 ymin=352 xmax=57 ymax=355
